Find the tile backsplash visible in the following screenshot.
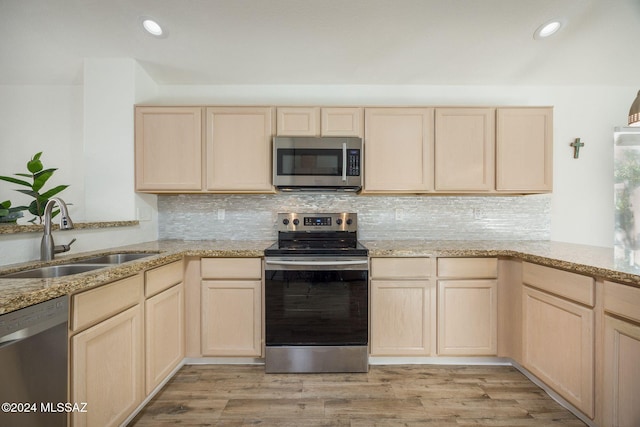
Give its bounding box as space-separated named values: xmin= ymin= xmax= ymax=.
xmin=158 ymin=193 xmax=550 ymax=241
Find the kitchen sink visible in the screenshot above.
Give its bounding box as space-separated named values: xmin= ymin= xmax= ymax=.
xmin=0 ymin=252 xmax=158 ymax=279
xmin=71 ymin=252 xmax=157 ymax=265
xmin=0 ymin=264 xmax=107 ymax=279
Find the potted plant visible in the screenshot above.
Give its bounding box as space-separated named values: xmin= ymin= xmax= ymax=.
xmin=0 ymin=200 xmax=24 ymax=223
xmin=0 ymin=152 xmax=69 ymax=224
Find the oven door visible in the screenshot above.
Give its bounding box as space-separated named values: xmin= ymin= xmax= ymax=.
xmin=264 ymin=257 xmax=368 ymax=347
xmin=272 ymin=137 xmax=362 ymax=190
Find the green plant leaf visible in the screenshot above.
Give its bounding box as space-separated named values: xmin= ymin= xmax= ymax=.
xmin=16 ymin=189 xmax=39 ymax=198
xmin=27 ymin=157 xmax=43 ymax=174
xmin=0 ymin=176 xmax=31 ymax=187
xmin=0 ymin=209 xmax=8 ymax=217
xmin=40 ymin=185 xmax=69 ymax=199
xmin=0 ymin=200 xmax=9 ymax=209
xmin=28 ymin=200 xmax=40 ymax=216
xmin=27 ymin=199 xmax=54 ymax=218
xmin=9 ymin=206 xmax=27 ymax=213
xmin=15 ymin=173 xmax=33 ymax=178
xmin=32 ymin=169 xmax=56 ymax=192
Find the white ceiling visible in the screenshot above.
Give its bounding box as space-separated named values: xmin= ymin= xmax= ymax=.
xmin=1 ymin=0 xmax=639 ymax=86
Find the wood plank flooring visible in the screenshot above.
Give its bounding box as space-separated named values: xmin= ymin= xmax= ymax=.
xmin=128 ymin=364 xmax=587 ymax=426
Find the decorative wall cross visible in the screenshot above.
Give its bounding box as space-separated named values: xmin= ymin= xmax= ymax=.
xmin=570 ymin=138 xmax=584 ymax=159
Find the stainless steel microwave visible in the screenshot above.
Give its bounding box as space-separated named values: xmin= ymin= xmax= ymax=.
xmin=273 ymin=136 xmax=362 ymax=192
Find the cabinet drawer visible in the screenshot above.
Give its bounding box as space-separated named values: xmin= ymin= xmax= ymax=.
xmin=145 ymin=260 xmax=183 ymax=297
xmin=437 ymin=257 xmax=498 ymax=278
xmin=604 ymin=281 xmax=640 ymax=324
xmin=71 ymin=274 xmax=143 ymax=332
xmin=522 ymin=262 xmax=594 ymax=307
xmin=370 ymin=258 xmax=432 ymax=279
xmin=201 ymin=258 xmax=262 ymax=279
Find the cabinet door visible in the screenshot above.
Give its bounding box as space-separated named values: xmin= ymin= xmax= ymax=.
xmin=201 ymin=280 xmax=262 ymax=356
xmin=435 ymin=108 xmax=495 ymax=191
xmin=70 ymin=304 xmax=144 ymax=427
xmin=370 ymin=280 xmax=431 ymax=356
xmin=276 ymin=107 xmax=320 ymax=136
xmin=205 ymin=107 xmax=274 ymax=192
xmin=437 ymin=279 xmax=497 ymax=355
xmin=135 ymin=106 xmax=203 ymax=191
xmin=497 ymin=107 xmax=552 ymax=192
xmin=145 ymin=283 xmax=184 ymax=394
xmin=321 ymin=107 xmax=363 ymax=137
xmin=364 ymin=108 xmax=434 ymax=192
xmin=522 ymin=286 xmax=594 ymax=417
xmin=603 ymin=315 xmax=640 ymax=427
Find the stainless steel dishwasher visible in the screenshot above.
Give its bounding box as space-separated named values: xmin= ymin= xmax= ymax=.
xmin=0 ymin=295 xmax=68 ymax=427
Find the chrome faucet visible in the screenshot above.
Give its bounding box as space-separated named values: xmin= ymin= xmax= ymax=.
xmin=41 ymin=197 xmax=76 ymax=261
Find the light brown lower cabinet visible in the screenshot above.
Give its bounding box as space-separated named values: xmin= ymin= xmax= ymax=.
xmin=370 ymin=280 xmax=432 ymax=356
xmin=522 ymin=285 xmax=594 ymax=417
xmin=144 ymin=261 xmax=185 ymax=394
xmin=201 ymin=280 xmax=262 ymax=356
xmin=200 ymin=257 xmax=263 ymax=357
xmin=436 ymin=257 xmax=498 ymax=356
xmin=370 ymin=257 xmax=434 ymax=356
xmin=603 ymin=315 xmax=640 ymax=427
xmin=602 ymin=280 xmax=640 ymax=427
xmin=70 ymin=275 xmax=145 ymax=427
xmin=437 ymin=279 xmax=497 ymax=355
xmin=145 ymin=283 xmax=184 ymax=394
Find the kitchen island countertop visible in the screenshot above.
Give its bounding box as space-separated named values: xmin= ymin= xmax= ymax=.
xmin=1 ymin=239 xmax=639 ymax=315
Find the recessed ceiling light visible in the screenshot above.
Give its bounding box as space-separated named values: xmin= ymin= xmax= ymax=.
xmin=534 ymin=19 xmax=565 ymax=40
xmin=140 ymin=16 xmax=168 ymax=38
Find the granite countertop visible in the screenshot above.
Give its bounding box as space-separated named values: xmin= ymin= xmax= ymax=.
xmin=0 ymin=240 xmax=273 ymax=315
xmin=1 ymin=239 xmax=639 ymax=315
xmin=363 ymin=239 xmax=640 ymax=285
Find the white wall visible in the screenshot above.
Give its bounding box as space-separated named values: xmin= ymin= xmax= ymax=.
xmin=0 ymin=75 xmax=633 ymax=267
xmin=0 ymin=85 xmax=83 ymax=216
xmin=0 ymin=59 xmax=160 ymax=266
xmin=155 ymin=84 xmax=634 ymax=247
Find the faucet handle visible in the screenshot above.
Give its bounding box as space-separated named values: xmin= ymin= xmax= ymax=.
xmin=58 ymin=238 xmax=77 ymax=253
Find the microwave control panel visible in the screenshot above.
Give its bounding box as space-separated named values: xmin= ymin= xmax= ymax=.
xmin=347 ymin=149 xmax=360 ymax=176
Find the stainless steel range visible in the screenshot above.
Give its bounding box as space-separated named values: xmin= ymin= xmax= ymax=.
xmin=264 ymin=213 xmax=369 ymax=373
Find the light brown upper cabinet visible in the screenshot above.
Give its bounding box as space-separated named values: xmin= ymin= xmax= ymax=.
xmin=363 ymin=108 xmax=435 ymax=193
xmin=276 ymin=107 xmax=363 ymax=137
xmin=434 ymin=108 xmax=495 ymax=191
xmin=321 ymin=107 xmax=363 ymax=137
xmin=135 ymin=106 xmax=273 ymax=193
xmin=205 ymin=107 xmax=274 ymax=192
xmin=135 ymin=106 xmax=203 ymax=192
xmin=496 ymin=107 xmax=553 ymax=192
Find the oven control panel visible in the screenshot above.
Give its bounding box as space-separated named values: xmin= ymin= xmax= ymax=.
xmin=277 ymin=212 xmax=357 ymax=232
xmin=304 ymin=216 xmax=331 ymax=226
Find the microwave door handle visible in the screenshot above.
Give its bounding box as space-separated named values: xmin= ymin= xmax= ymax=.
xmin=342 ymin=142 xmax=347 ymax=182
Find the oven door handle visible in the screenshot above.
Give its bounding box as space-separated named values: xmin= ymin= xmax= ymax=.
xmin=342 ymin=142 xmax=347 ymax=182
xmin=265 ymin=259 xmax=368 ymax=267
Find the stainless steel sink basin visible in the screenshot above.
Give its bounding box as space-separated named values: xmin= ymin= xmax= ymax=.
xmin=0 ymin=264 xmax=107 ymax=279
xmin=72 ymin=252 xmax=157 ymax=264
xmin=0 ymin=252 xmax=158 ymax=279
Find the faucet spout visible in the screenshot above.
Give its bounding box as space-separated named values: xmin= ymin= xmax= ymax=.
xmin=41 ymin=197 xmax=75 ymax=261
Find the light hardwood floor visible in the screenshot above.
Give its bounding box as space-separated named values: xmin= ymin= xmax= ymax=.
xmin=129 ymin=365 xmax=586 ymax=426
